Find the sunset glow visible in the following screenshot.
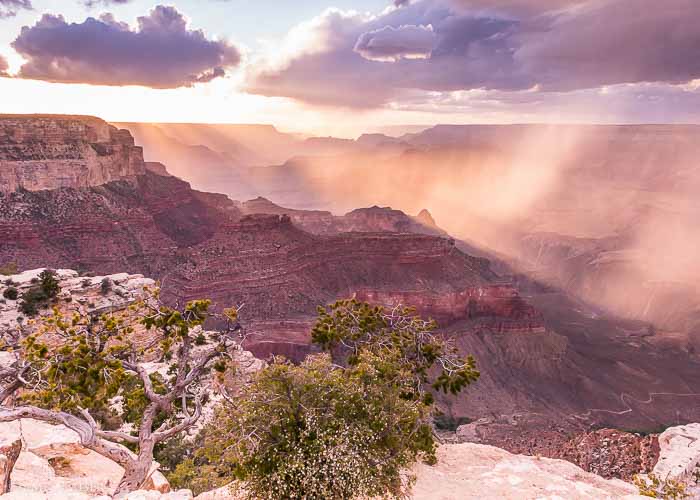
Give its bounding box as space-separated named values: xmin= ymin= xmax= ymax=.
xmin=2 ymin=0 xmax=700 ymax=136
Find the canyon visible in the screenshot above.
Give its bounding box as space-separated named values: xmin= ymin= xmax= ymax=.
xmin=121 ymin=122 xmax=700 ymax=350
xmin=2 ymin=115 xmax=700 ymax=458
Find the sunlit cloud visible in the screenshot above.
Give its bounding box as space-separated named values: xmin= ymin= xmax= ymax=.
xmin=246 ymin=0 xmax=700 ymax=109
xmin=11 ymin=5 xmax=241 ymax=88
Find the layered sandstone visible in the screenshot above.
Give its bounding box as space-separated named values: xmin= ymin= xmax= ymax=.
xmin=653 ymin=423 xmax=700 ymax=493
xmin=356 ymin=284 xmax=543 ymax=327
xmin=239 ymin=197 xmax=446 ymax=237
xmin=0 ymin=115 xmax=145 ymax=193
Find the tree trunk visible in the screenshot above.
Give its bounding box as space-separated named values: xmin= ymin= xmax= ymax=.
xmin=0 ymin=437 xmax=21 ymax=494
xmin=113 ymin=438 xmax=155 ymax=497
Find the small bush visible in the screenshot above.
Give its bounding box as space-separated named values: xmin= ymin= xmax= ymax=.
xmin=433 ymin=414 xmax=473 ymax=431
xmin=634 ymin=473 xmax=689 ymax=499
xmin=3 ymin=287 xmax=18 ymax=301
xmin=39 ymin=270 xmax=60 ymax=298
xmin=100 ymin=278 xmax=113 ymax=295
xmin=19 ymin=270 xmax=61 ymax=317
xmin=0 ymin=263 xmax=18 ymax=276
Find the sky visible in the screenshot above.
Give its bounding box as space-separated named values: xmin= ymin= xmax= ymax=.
xmin=1 ymin=0 xmax=700 ymax=137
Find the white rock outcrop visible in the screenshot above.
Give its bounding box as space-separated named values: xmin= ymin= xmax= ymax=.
xmin=653 ymin=423 xmax=700 ymax=497
xmin=0 ymin=268 xmax=155 ymax=354
xmin=0 ymin=436 xmax=651 ymax=499
xmin=410 ymin=443 xmax=646 ymax=500
xmin=0 ymin=419 xmax=164 ymax=498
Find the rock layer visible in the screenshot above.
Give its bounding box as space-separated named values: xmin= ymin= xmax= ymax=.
xmin=0 ymin=115 xmax=144 ymax=193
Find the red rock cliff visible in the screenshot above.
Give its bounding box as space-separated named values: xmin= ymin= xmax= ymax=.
xmin=0 ymin=115 xmax=145 ymax=193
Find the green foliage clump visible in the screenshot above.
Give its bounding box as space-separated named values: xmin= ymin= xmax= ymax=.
xmin=634 ymin=473 xmax=689 ymax=499
xmin=312 ymin=299 xmax=479 ymax=400
xmin=0 ymin=262 xmax=18 ymax=276
xmin=100 ymin=277 xmax=113 ymax=295
xmin=17 ymin=290 xmax=224 ymax=431
xmin=2 ymin=287 xmax=18 ymax=301
xmin=19 ymin=270 xmax=61 ymax=317
xmin=178 ymin=353 xmax=433 ymax=499
xmin=173 ymin=299 xmax=479 ymax=499
xmin=20 ymin=307 xmax=133 ymax=416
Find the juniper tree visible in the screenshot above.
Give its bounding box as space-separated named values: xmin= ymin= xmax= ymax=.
xmin=312 ymin=299 xmax=480 ymax=401
xmin=175 ymin=299 xmax=479 ymax=499
xmin=0 ymin=287 xmax=243 ymax=497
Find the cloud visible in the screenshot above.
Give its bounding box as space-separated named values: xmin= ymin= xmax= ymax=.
xmin=0 ymin=0 xmax=31 ymax=18
xmin=0 ymin=55 xmax=8 ymax=76
xmin=82 ymin=0 xmax=131 ymax=8
xmin=11 ymin=5 xmax=241 ymax=88
xmin=246 ymin=3 xmax=523 ymax=107
xmin=354 ymin=24 xmax=437 ymax=62
xmin=247 ymin=0 xmax=700 ymax=108
xmin=514 ymin=0 xmax=700 ymax=91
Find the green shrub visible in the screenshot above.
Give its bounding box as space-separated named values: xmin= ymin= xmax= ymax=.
xmin=3 ymin=287 xmax=18 ymax=301
xmin=100 ymin=277 xmax=113 ymax=295
xmin=434 ymin=414 xmax=473 ymax=431
xmin=174 ymin=300 xmax=480 ymax=499
xmin=0 ymin=263 xmax=18 ymax=276
xmin=39 ymin=270 xmax=60 ymax=298
xmin=183 ymin=354 xmax=434 ymax=499
xmin=19 ymin=270 xmax=60 ymax=317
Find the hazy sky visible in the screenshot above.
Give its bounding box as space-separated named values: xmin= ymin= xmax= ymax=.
xmin=1 ymin=0 xmax=700 ymax=136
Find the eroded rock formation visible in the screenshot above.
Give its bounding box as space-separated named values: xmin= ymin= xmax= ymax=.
xmin=0 ymin=116 xmax=145 ymax=193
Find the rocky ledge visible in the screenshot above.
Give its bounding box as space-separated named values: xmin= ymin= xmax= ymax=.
xmin=0 ymin=269 xmax=155 ymax=347
xmin=0 ymin=115 xmax=145 ymax=193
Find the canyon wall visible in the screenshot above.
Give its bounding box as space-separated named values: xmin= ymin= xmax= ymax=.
xmin=356 ymin=284 xmax=544 ymax=327
xmin=0 ymin=115 xmax=145 ymax=193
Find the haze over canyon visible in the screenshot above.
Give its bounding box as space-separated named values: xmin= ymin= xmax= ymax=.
xmin=2 ymin=0 xmax=700 ymax=498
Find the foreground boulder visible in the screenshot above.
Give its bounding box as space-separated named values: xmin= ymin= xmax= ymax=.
xmin=411 ymin=443 xmax=645 ymax=499
xmin=653 ymin=423 xmax=700 ymax=497
xmin=0 ymin=419 xmax=168 ymax=498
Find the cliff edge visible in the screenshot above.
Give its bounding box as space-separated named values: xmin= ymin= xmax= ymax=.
xmin=0 ymin=115 xmax=145 ymax=193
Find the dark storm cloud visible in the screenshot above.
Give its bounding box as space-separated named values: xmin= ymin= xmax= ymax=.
xmin=11 ymin=5 xmax=241 ymax=88
xmin=247 ymin=0 xmax=700 ymax=108
xmin=0 ymin=0 xmax=32 ymax=19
